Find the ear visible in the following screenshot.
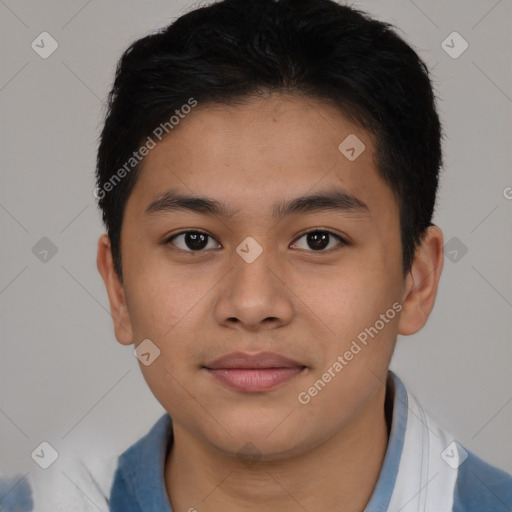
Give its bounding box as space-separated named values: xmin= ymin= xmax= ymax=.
xmin=96 ymin=234 xmax=134 ymax=345
xmin=398 ymin=225 xmax=444 ymax=336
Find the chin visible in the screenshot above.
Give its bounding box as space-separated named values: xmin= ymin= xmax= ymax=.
xmin=199 ymin=410 xmax=315 ymax=460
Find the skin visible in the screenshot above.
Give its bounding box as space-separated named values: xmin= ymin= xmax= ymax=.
xmin=97 ymin=93 xmax=444 ymax=512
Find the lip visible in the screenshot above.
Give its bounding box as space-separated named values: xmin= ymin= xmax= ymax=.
xmin=203 ymin=351 xmax=307 ymax=392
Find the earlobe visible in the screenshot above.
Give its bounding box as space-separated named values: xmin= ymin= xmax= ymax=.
xmin=96 ymin=234 xmax=134 ymax=345
xmin=398 ymin=225 xmax=444 ymax=336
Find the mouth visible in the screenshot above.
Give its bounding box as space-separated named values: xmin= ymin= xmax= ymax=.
xmin=202 ymin=351 xmax=307 ymax=393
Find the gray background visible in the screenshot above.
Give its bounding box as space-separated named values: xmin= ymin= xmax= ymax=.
xmin=1 ymin=0 xmax=511 ymax=485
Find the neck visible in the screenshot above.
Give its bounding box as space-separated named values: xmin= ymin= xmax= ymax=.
xmin=165 ymin=380 xmax=390 ymax=512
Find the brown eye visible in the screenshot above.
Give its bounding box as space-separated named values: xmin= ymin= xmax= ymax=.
xmin=291 ymin=230 xmax=346 ymax=252
xmin=166 ymin=231 xmax=221 ymax=252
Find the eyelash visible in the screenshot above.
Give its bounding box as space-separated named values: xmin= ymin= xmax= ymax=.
xmin=163 ymin=229 xmax=347 ymax=254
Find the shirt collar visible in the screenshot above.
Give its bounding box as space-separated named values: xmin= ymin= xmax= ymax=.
xmin=364 ymin=370 xmax=408 ymax=511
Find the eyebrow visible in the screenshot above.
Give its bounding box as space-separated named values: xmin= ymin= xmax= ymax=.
xmin=144 ymin=187 xmax=370 ymax=221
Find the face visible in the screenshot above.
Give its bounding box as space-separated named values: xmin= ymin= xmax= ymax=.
xmin=104 ymin=94 xmax=412 ymax=459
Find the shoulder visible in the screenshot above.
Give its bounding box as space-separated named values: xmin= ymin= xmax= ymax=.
xmin=113 ymin=412 xmax=172 ymax=472
xmin=109 ymin=413 xmax=173 ymax=511
xmin=452 ymin=447 xmax=512 ymax=512
xmin=387 ymin=373 xmax=512 ymax=512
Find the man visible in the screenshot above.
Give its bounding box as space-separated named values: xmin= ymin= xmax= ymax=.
xmin=95 ymin=0 xmax=512 ymax=510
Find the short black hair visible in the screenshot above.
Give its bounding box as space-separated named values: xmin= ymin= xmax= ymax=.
xmin=95 ymin=0 xmax=444 ymax=282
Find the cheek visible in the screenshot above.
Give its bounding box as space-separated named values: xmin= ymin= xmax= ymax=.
xmin=299 ymin=267 xmax=383 ymax=335
xmin=124 ymin=264 xmax=204 ymax=341
xmin=125 ymin=268 xmax=213 ymax=384
xmin=139 ymin=359 xmax=202 ymax=427
xmin=306 ymin=269 xmax=401 ymax=369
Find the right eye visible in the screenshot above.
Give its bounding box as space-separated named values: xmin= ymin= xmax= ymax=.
xmin=164 ymin=230 xmax=222 ymax=252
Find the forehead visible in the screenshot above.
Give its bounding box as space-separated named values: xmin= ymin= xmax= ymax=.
xmin=125 ymin=93 xmax=397 ymax=225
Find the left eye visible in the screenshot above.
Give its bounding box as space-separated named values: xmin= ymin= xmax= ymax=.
xmin=291 ymin=230 xmax=346 ymax=252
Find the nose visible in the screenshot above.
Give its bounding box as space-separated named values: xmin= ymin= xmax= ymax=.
xmin=213 ymin=242 xmax=294 ymax=332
